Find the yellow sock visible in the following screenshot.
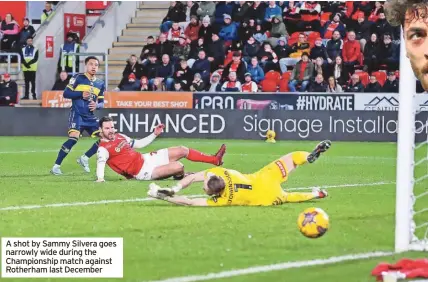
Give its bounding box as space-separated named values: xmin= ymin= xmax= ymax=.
xmin=291 ymin=151 xmax=309 ymax=166
xmin=283 ymin=192 xmax=315 ymax=203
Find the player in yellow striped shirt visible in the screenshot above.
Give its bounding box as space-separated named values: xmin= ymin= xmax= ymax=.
xmin=148 ymin=140 xmax=331 ymax=206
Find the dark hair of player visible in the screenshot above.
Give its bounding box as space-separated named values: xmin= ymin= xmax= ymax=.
xmin=206 ymin=176 xmax=226 ymax=196
xmin=99 ymin=116 xmax=113 ymax=128
xmin=385 ymin=0 xmax=428 ymax=27
xmin=85 ymin=56 xmax=99 ymax=65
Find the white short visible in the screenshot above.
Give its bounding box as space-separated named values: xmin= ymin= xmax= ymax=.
xmin=135 ymin=149 xmax=170 ymax=180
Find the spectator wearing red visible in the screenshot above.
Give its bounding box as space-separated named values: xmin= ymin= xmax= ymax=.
xmin=310 ymin=37 xmax=328 ymax=62
xmin=288 ymin=52 xmax=313 ymax=93
xmin=155 ymin=33 xmax=173 ymax=60
xmin=190 ymin=73 xmax=206 ymax=91
xmin=174 ymin=59 xmax=192 ymax=90
xmin=325 ymin=30 xmax=343 ymax=64
xmin=140 ymin=36 xmax=156 ymax=64
xmin=191 ymin=50 xmax=211 ymax=83
xmin=326 ymin=76 xmax=343 ymax=93
xmin=382 ymin=71 xmax=399 ymax=93
xmin=207 ymin=31 xmax=225 ymax=72
xmin=368 ymin=1 xmax=384 ymax=23
xmin=242 ymin=73 xmax=258 ymax=93
xmin=257 ymin=43 xmax=278 ymax=73
xmin=247 ymin=1 xmax=266 ymax=25
xmin=172 ymin=36 xmax=190 ymax=63
xmin=232 ymin=1 xmax=251 ymax=23
xmin=18 ymin=18 xmax=35 ymax=48
xmin=219 ymin=14 xmax=238 ymax=42
xmin=140 ymin=77 xmax=149 ymax=91
xmin=328 ymin=56 xmax=348 ymax=87
xmin=187 ymin=37 xmax=205 ymax=67
xmin=352 ymin=12 xmax=373 ymax=51
xmin=321 ymin=13 xmax=346 ymax=39
xmin=222 ymin=51 xmax=247 ymax=82
xmin=282 ymin=1 xmax=300 ymax=34
xmin=365 ymin=75 xmax=382 ymax=92
xmin=1 ymin=14 xmax=19 ymax=51
xmin=184 ymin=16 xmax=200 ymax=42
xmin=168 ymin=22 xmax=184 ymax=43
xmin=378 ymin=33 xmax=399 ymax=71
xmin=199 ymin=16 xmax=214 ymax=44
xmin=297 ymin=1 xmax=321 ymax=32
xmin=0 ymin=73 xmax=17 ymax=106
xmin=120 ymin=73 xmax=139 ymax=91
xmin=117 ymin=54 xmax=143 ymax=90
xmin=342 ymin=31 xmax=361 ymax=76
xmin=247 ymin=57 xmax=265 ymax=84
xmin=161 ymin=1 xmax=186 ymax=33
xmin=221 ymin=72 xmax=242 ymax=92
xmin=351 ymin=1 xmax=372 ymax=20
xmin=363 ymin=33 xmax=380 ymax=74
xmin=243 ymin=36 xmax=260 ymax=64
xmin=309 ymin=74 xmax=327 ymax=92
xmin=345 ymin=73 xmax=364 ymax=93
xmin=197 ymin=1 xmax=216 ymax=23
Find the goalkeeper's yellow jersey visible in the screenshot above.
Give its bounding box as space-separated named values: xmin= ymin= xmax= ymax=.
xmin=205 ymin=159 xmax=290 ymax=206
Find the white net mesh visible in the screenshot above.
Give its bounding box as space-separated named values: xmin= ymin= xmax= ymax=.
xmin=409 ymin=111 xmax=428 ymax=251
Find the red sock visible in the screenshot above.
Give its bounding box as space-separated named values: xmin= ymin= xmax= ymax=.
xmin=187 ymin=149 xmax=217 ymax=165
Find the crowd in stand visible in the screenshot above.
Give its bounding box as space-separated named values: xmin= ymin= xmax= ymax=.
xmin=116 ymin=1 xmax=404 ymax=93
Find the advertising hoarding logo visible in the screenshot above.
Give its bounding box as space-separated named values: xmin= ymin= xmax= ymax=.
xmin=364 ymin=96 xmax=399 ymax=111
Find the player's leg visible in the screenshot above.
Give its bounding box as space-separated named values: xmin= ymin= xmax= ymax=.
xmin=151 ymin=161 xmax=185 ymax=180
xmin=51 ymin=112 xmax=81 ymax=175
xmin=166 ymin=144 xmax=226 ymax=166
xmin=282 ymin=188 xmax=328 ymax=203
xmin=77 ymin=123 xmax=100 ymax=173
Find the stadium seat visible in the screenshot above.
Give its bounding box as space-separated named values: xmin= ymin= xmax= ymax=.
xmin=261 ymin=79 xmax=278 ymax=92
xmin=279 ymin=79 xmax=290 ymax=92
xmin=373 ymin=71 xmax=387 ymax=86
xmin=354 ymin=52 xmax=365 ymax=70
xmin=265 ymin=70 xmax=281 ymax=85
xmin=281 ymin=71 xmax=292 ymax=81
xmin=355 ymin=71 xmax=369 ymax=87
xmin=320 ymin=12 xmax=332 ymax=26
xmin=223 ymin=51 xmax=234 ymax=67
xmin=287 ymin=32 xmax=300 ymax=46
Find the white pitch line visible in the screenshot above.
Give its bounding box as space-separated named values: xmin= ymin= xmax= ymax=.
xmin=0 ymin=149 xmax=396 ymax=161
xmin=146 ymin=251 xmax=395 ymax=282
xmin=0 ymin=182 xmax=391 ymax=212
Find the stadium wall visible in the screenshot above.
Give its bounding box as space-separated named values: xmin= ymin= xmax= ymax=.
xmin=3 ymin=107 xmax=428 ymax=142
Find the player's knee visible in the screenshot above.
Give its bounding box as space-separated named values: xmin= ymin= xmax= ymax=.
xmin=179 ymin=146 xmax=189 ymax=157
xmin=69 ymin=132 xmax=80 ymax=139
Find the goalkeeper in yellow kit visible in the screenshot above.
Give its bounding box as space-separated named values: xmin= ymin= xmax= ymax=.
xmin=148 ymin=140 xmax=331 ymax=206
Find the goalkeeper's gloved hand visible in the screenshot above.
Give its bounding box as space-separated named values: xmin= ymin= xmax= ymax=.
xmin=148 ymin=183 xmax=171 ymax=199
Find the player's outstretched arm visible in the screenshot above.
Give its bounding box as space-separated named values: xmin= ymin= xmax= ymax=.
xmin=95 ymin=147 xmax=109 ymax=182
xmin=147 ymin=186 xmax=208 ymax=206
xmin=170 ymin=171 xmax=205 ymax=193
xmin=131 ymin=124 xmax=165 ymax=149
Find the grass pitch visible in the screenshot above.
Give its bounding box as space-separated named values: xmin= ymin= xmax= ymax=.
xmin=0 ymin=137 xmax=427 ymax=282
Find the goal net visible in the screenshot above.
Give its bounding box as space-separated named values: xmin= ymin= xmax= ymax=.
xmin=395 ymin=28 xmax=428 ymax=252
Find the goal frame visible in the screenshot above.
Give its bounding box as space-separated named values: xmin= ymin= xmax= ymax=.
xmin=395 ymin=27 xmax=419 ymax=252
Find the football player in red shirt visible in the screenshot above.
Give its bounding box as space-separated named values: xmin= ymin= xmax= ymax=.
xmin=95 ymin=116 xmax=226 ymax=182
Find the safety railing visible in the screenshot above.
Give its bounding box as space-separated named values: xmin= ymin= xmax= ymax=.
xmin=60 ymin=52 xmax=108 ymax=89
xmin=0 ymin=53 xmax=21 ymax=75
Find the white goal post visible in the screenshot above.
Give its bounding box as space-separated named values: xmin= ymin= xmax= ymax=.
xmin=395 ymin=27 xmax=427 ymax=252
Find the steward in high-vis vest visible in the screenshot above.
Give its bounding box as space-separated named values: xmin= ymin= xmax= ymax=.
xmin=20 ymin=37 xmax=38 ymax=100
xmin=57 ymin=32 xmax=80 ymax=74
